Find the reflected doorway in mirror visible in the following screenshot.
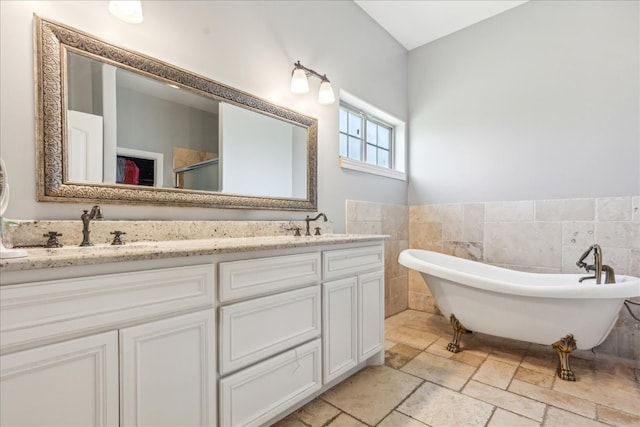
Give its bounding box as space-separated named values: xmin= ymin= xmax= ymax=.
xmin=114 ymin=148 xmax=163 ymax=187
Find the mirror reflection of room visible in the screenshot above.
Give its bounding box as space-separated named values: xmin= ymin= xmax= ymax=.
xmin=66 ymin=51 xmax=219 ymax=191
xmin=65 ymin=50 xmax=308 ymax=198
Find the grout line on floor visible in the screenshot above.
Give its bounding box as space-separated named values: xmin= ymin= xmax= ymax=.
xmin=373 ymin=377 xmax=426 ymax=426
xmin=540 ymin=403 xmax=550 ymax=426
xmin=319 ymin=408 xmax=342 ymax=427
xmin=483 ymin=406 xmax=499 ymax=427
xmin=317 ymin=396 xmax=371 ymax=426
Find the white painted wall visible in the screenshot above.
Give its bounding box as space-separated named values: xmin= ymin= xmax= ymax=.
xmin=0 ymin=1 xmax=407 ymax=231
xmin=408 ymin=0 xmax=640 ymax=205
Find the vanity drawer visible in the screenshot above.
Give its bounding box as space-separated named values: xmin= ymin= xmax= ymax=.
xmin=219 ymin=338 xmax=322 ymax=427
xmin=0 ymin=264 xmax=215 ymax=353
xmin=219 ymin=285 xmax=321 ymax=375
xmin=219 ymin=252 xmax=321 ymax=302
xmin=323 ymin=245 xmax=384 ymax=280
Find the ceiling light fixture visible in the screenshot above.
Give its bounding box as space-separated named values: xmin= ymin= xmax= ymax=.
xmin=108 ymin=0 xmax=144 ymax=24
xmin=290 ymin=60 xmax=335 ymax=105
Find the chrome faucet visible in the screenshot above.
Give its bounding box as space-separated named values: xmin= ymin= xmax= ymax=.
xmin=79 ymin=205 xmax=103 ymax=247
xmin=305 ymin=213 xmax=327 ymax=236
xmin=576 ymin=244 xmax=615 ymax=284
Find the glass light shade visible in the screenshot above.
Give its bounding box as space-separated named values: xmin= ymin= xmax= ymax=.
xmin=108 ymin=0 xmax=144 ymax=24
xmin=290 ymin=68 xmax=309 ymax=94
xmin=318 ymin=80 xmax=335 ymax=105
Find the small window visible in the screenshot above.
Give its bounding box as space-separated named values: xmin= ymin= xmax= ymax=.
xmin=338 ymin=92 xmax=405 ymax=181
xmin=339 ymin=104 xmax=393 ymax=169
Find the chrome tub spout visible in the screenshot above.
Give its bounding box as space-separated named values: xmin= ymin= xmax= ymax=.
xmin=602 ymin=264 xmax=616 ymax=284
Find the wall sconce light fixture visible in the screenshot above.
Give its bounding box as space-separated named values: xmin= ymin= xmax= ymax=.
xmin=290 ymin=61 xmax=335 ymax=105
xmin=108 ymin=0 xmax=144 ymax=24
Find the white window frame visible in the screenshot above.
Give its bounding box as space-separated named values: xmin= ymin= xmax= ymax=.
xmin=338 ymin=90 xmax=406 ymax=181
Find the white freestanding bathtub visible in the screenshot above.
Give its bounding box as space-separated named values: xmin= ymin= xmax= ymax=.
xmin=399 ymin=249 xmax=640 ymax=380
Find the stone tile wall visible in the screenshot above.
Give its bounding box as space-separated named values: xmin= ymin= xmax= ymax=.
xmin=346 ymin=200 xmax=408 ymax=317
xmin=408 ymin=196 xmax=640 ymax=361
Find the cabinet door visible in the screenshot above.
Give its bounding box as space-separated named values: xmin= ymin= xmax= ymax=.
xmin=120 ymin=309 xmax=216 ymax=427
xmin=358 ymin=271 xmax=385 ymax=361
xmin=322 ymin=277 xmax=358 ymax=383
xmin=1 ymin=331 xmax=119 ymax=427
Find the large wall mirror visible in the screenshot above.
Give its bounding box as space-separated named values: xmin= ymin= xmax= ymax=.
xmin=35 ymin=16 xmax=317 ymax=210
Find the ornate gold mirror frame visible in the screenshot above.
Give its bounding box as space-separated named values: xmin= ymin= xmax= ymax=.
xmin=34 ymin=15 xmax=317 ymax=211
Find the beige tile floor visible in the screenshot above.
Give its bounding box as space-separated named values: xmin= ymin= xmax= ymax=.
xmin=273 ymin=310 xmax=640 ymax=427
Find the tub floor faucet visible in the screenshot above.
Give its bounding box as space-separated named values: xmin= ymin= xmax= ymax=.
xmin=79 ymin=205 xmax=103 ymax=247
xmin=576 ymin=244 xmax=602 ymax=284
xmin=305 ymin=213 xmax=327 ymax=236
xmin=576 ymin=244 xmax=615 ymax=284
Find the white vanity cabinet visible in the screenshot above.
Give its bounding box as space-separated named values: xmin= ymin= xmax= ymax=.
xmin=0 ymin=263 xmax=217 ymax=427
xmin=322 ymin=246 xmax=385 ymax=383
xmin=0 ymin=236 xmax=386 ymax=427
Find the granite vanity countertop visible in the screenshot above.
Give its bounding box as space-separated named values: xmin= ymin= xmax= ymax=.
xmin=0 ymin=234 xmax=387 ymax=272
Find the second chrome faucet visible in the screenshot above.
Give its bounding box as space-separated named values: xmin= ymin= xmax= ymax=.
xmin=304 ymin=213 xmax=327 ymax=236
xmin=79 ymin=205 xmax=103 ymax=247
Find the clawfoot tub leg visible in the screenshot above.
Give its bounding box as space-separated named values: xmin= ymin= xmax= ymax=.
xmin=552 ymin=334 xmax=577 ymax=381
xmin=447 ymin=314 xmax=467 ymax=353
